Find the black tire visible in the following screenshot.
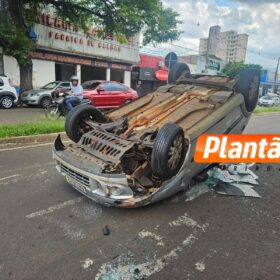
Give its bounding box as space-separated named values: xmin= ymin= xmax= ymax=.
xmin=40 ymin=97 xmax=51 ymax=108
xmin=151 ymin=123 xmax=187 ymax=179
xmin=65 ymin=104 xmax=106 ymax=142
xmin=124 ymin=99 xmax=132 ymax=104
xmin=235 ymin=68 xmax=260 ymax=112
xmin=0 ymin=96 xmax=14 ymax=109
xmin=45 ymin=104 xmax=60 ymax=120
xmin=168 ymin=62 xmax=191 ymax=84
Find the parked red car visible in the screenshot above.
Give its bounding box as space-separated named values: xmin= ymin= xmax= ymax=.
xmin=82 ymin=80 xmax=138 ymax=109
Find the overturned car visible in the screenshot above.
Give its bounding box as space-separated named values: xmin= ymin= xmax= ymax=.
xmin=53 ymin=63 xmax=260 ymax=207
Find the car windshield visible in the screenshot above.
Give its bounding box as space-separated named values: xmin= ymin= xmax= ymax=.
xmin=262 ymin=96 xmax=273 ymax=100
xmin=82 ymin=81 xmax=101 ymax=90
xmin=41 ymin=82 xmax=60 ymax=89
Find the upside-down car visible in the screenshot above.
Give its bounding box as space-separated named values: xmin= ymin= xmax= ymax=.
xmin=53 ymin=63 xmax=260 ymax=207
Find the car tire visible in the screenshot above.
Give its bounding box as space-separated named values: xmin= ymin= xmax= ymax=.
xmin=124 ymin=99 xmax=132 ymax=104
xmin=151 ymin=123 xmax=187 ymax=179
xmin=235 ymin=68 xmax=260 ymax=112
xmin=65 ymin=104 xmax=107 ymax=143
xmin=40 ymin=97 xmax=51 ymax=108
xmin=168 ymin=62 xmax=191 ymax=84
xmin=0 ymin=96 xmax=14 ymax=109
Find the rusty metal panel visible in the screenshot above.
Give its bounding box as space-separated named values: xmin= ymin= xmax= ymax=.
xmin=78 ymin=129 xmax=135 ymax=163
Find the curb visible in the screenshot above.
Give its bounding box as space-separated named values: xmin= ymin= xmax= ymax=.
xmin=0 ymin=132 xmax=68 ymax=148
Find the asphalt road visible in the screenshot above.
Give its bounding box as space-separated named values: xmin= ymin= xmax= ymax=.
xmin=0 ymin=107 xmax=45 ymax=124
xmin=0 ymin=115 xmax=280 ymax=280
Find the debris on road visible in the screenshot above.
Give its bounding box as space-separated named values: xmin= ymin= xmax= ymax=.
xmin=186 ymin=163 xmax=260 ymax=200
xmin=103 ymin=225 xmax=110 ymax=236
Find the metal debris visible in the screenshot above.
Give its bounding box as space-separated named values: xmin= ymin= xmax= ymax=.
xmin=103 ymin=225 xmax=110 ymax=236
xmin=186 ymin=163 xmax=260 ymax=200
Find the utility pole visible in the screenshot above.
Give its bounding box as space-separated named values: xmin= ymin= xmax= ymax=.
xmin=205 ymin=33 xmax=210 ymax=74
xmin=273 ymin=57 xmax=280 ymax=93
xmin=0 ymin=47 xmax=4 ymax=75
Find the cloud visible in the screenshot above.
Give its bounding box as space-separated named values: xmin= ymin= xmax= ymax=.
xmin=161 ymin=0 xmax=280 ymax=68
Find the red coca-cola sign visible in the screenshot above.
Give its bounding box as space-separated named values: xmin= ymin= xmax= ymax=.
xmin=154 ymin=69 xmax=168 ymax=81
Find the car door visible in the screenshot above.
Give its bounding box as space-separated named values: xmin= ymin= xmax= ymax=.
xmin=96 ymin=82 xmax=120 ymax=108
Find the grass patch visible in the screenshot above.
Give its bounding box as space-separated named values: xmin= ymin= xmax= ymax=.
xmin=0 ymin=118 xmax=65 ymax=138
xmin=253 ymin=106 xmax=280 ymax=114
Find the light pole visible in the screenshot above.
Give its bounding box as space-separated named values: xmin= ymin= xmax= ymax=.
xmin=0 ymin=47 xmax=4 ymax=75
xmin=273 ymin=57 xmax=280 ymax=93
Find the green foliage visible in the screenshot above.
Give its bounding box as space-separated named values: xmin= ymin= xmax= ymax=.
xmin=0 ymin=119 xmax=65 ymax=138
xmin=0 ymin=21 xmax=34 ymax=66
xmin=0 ymin=0 xmax=181 ymax=66
xmin=222 ymin=61 xmax=263 ymax=77
xmin=254 ymin=106 xmax=280 ymax=114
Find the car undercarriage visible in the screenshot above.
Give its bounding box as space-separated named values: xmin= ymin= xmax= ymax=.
xmin=53 ymin=63 xmax=260 ymax=207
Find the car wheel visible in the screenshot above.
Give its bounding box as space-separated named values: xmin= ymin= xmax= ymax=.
xmin=40 ymin=97 xmax=51 ymax=108
xmin=168 ymin=62 xmax=191 ymax=84
xmin=65 ymin=104 xmax=107 ymax=143
xmin=0 ymin=96 xmax=14 ymax=109
xmin=124 ymin=99 xmax=132 ymax=104
xmin=235 ymin=68 xmax=260 ymax=112
xmin=45 ymin=104 xmax=59 ymax=120
xmin=151 ymin=123 xmax=187 ymax=179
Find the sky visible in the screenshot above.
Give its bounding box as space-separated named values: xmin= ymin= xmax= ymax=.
xmin=143 ymin=0 xmax=280 ymax=70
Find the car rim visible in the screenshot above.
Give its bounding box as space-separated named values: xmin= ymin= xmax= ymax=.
xmin=167 ymin=135 xmax=183 ymax=170
xmin=2 ymin=97 xmax=13 ymax=108
xmin=248 ymin=75 xmax=259 ymax=101
xmin=78 ymin=113 xmax=95 ymax=136
xmin=42 ymin=98 xmax=51 ymax=108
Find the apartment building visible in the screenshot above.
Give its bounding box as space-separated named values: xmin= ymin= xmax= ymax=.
xmin=199 ymin=25 xmax=248 ymax=62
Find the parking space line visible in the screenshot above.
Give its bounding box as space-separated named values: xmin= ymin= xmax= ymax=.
xmin=95 ymin=213 xmax=209 ymax=279
xmin=26 ymin=197 xmax=84 ymax=218
xmin=0 ymin=174 xmax=19 ymax=181
xmin=0 ymin=142 xmax=53 ymax=152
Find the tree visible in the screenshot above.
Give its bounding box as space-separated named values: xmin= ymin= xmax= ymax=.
xmin=222 ymin=61 xmax=263 ymax=77
xmin=0 ymin=0 xmax=181 ymax=92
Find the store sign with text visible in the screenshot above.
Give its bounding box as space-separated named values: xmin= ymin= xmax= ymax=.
xmin=34 ymin=16 xmax=139 ymax=64
xmin=32 ymin=51 xmax=132 ymax=71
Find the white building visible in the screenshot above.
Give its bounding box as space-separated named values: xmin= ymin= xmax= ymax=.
xmin=199 ymin=25 xmax=248 ymax=62
xmin=3 ymin=13 xmax=140 ymax=89
xmin=179 ymin=54 xmax=226 ymax=75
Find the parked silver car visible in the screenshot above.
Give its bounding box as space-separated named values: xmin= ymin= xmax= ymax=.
xmin=258 ymin=95 xmax=280 ymax=107
xmin=21 ymin=81 xmax=71 ymax=108
xmin=53 ymin=64 xmax=260 ymax=208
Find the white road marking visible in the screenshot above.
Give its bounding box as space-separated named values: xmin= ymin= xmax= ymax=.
xmin=26 ymin=197 xmax=84 ymax=218
xmin=95 ymin=234 xmax=198 ymax=280
xmin=138 ymin=230 xmax=164 ymax=246
xmin=0 ymin=140 xmax=71 ymax=152
xmin=0 ymin=162 xmax=54 ymax=176
xmin=169 ymin=212 xmax=208 ymax=232
xmin=0 ymin=142 xmax=53 ymax=152
xmin=0 ymin=174 xmax=19 ymax=181
xmin=44 ymin=216 xmax=85 ymax=240
xmin=95 ymin=213 xmax=209 ymax=279
xmin=82 ymin=258 xmax=94 ymax=269
xmin=195 ymin=261 xmax=206 ymax=272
